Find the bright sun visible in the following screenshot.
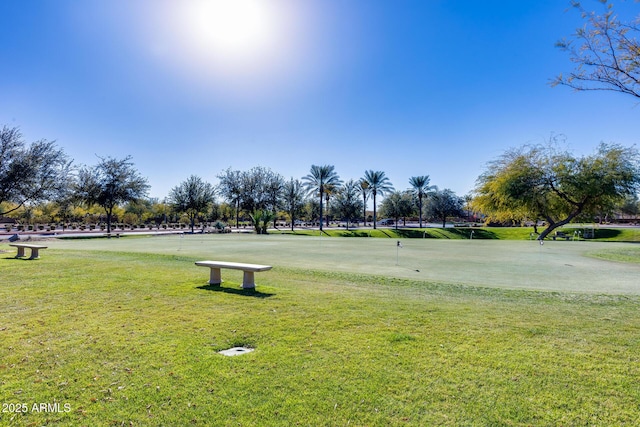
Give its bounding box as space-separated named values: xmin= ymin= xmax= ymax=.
xmin=141 ymin=0 xmax=322 ymax=102
xmin=178 ymin=0 xmax=286 ymax=70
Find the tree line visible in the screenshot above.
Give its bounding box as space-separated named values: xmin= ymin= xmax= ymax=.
xmin=2 ymin=124 xmax=640 ymax=239
xmin=0 ymin=125 xmax=469 ymax=234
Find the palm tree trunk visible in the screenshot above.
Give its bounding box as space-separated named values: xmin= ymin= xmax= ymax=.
xmin=362 ymin=196 xmax=367 ymax=226
xmin=372 ymin=192 xmax=377 ymax=229
xmin=319 ymin=192 xmax=324 ymax=231
xmin=325 ymin=196 xmax=330 ymax=228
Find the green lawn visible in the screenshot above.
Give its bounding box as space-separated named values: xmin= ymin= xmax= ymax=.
xmin=278 ymin=226 xmax=535 ymax=239
xmin=1 ymin=235 xmax=640 ymax=426
xmin=49 ymin=233 xmax=640 ymax=293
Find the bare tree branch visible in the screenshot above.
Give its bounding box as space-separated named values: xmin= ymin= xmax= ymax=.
xmin=553 ymin=1 xmax=640 ymax=99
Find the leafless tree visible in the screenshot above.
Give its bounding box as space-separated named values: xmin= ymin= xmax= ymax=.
xmin=552 ymin=1 xmax=640 ymax=99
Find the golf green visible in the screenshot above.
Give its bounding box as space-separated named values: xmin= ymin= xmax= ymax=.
xmin=48 ymin=233 xmax=640 ymax=294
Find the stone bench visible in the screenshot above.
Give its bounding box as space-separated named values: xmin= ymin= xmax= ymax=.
xmin=195 ymin=261 xmax=272 ymax=289
xmin=10 ymin=243 xmax=48 ymax=259
xmin=552 ymin=231 xmax=572 ymax=241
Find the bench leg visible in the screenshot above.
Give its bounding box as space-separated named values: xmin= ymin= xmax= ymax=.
xmin=15 ymin=247 xmax=26 ymax=258
xmin=208 ymin=268 xmax=222 ymax=285
xmin=242 ymin=271 xmax=256 ymax=289
xmin=29 ymin=248 xmax=40 ymax=259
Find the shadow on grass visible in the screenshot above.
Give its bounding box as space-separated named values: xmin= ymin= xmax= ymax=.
xmin=590 ymin=229 xmax=622 ymax=239
xmin=379 ymin=229 xmax=393 ymax=238
xmin=429 ymin=229 xmax=452 ymax=239
xmin=393 ymin=229 xmax=426 ymax=238
xmin=196 ymin=284 xmax=275 ymax=298
xmin=392 ymin=227 xmax=500 ymax=239
xmin=342 ymin=230 xmax=373 ymax=237
xmin=449 ymin=228 xmax=499 ymax=239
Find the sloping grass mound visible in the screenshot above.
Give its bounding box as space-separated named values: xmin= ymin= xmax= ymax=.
xmin=586 ymin=227 xmax=640 ymax=242
xmin=281 ymin=226 xmax=640 ymax=241
xmin=280 ymin=227 xmax=523 ymax=239
xmin=587 ymin=246 xmax=640 ymax=264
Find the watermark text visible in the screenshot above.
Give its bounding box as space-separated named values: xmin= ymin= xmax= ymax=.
xmin=2 ymin=402 xmax=71 ymax=413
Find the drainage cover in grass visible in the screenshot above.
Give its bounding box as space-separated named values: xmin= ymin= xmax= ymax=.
xmin=218 ymin=347 xmax=254 ymax=356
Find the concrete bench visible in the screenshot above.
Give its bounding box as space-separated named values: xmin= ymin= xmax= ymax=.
xmin=552 ymin=231 xmax=572 ymax=241
xmin=10 ymin=243 xmax=48 ymax=259
xmin=195 ymin=261 xmax=272 ymax=289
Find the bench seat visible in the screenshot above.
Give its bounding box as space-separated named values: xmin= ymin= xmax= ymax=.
xmin=10 ymin=243 xmax=48 ymax=259
xmin=552 ymin=232 xmax=572 ymax=241
xmin=195 ymin=261 xmax=272 ymax=289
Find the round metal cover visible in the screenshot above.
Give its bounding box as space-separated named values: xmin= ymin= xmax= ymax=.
xmin=218 ymin=347 xmax=254 ymax=356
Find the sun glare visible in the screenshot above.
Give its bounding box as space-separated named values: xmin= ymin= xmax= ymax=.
xmin=180 ymin=0 xmax=282 ymax=68
xmin=127 ymin=0 xmax=345 ymax=104
xmin=138 ymin=0 xmax=318 ymax=103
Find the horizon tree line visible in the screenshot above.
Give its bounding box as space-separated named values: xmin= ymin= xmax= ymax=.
xmin=4 ymin=1 xmax=640 ymax=234
xmin=2 ymin=123 xmax=639 ymax=236
xmin=0 ymin=126 xmax=474 ymax=232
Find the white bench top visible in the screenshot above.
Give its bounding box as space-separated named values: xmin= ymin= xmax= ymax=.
xmin=195 ymin=261 xmax=272 ymax=272
xmin=10 ymin=243 xmax=48 ymax=249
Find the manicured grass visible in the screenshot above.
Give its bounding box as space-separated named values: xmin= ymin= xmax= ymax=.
xmin=46 ymin=234 xmax=640 ymax=294
xmin=1 ymin=238 xmax=640 ymax=425
xmin=587 ymin=246 xmax=640 ymax=264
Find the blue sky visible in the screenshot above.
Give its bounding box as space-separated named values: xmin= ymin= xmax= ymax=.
xmin=1 ymin=0 xmax=638 ymax=200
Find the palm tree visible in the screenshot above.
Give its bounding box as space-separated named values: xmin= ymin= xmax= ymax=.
xmin=359 ymin=179 xmax=370 ymax=226
xmin=302 ymin=165 xmax=342 ymax=231
xmin=362 ymin=170 xmax=394 ymax=229
xmin=323 ymin=182 xmax=338 ymax=228
xmin=409 ymin=175 xmax=433 ymax=228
